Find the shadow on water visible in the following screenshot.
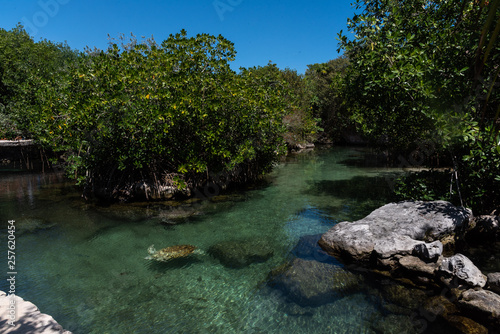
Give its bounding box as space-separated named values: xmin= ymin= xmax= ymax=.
xmin=338 ymin=150 xmax=389 ymax=168
xmin=305 ymin=176 xmax=394 ymax=201
xmin=304 ymin=175 xmax=396 ymax=221
xmin=290 ymin=233 xmax=341 ymax=265
xmin=146 ymin=257 xmax=204 ymax=272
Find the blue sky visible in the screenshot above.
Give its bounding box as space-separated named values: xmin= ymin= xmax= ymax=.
xmin=0 ymin=0 xmax=356 ymax=74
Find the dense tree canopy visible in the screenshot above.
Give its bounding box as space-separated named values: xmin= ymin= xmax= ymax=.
xmin=339 ymin=0 xmax=499 ymax=149
xmin=339 ymin=0 xmax=499 ymax=212
xmin=1 ymin=2 xmax=498 ymax=209
xmin=21 ymin=30 xmax=290 ymax=200
xmin=0 ymin=24 xmax=77 ymax=139
xmin=305 ymin=56 xmax=351 ymax=142
xmin=0 ymin=25 xmax=332 ymax=201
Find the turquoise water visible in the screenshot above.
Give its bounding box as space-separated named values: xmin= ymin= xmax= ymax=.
xmin=1 ymin=147 xmax=449 ymax=333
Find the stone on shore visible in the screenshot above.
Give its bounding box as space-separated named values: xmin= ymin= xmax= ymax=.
xmin=398 ymin=255 xmax=442 ymax=277
xmin=437 ymin=254 xmax=487 ymax=288
xmin=0 ymin=291 xmax=72 ymax=334
xmin=319 ymin=201 xmax=471 ymax=265
xmin=458 ymin=289 xmax=500 ymax=326
xmin=412 ymin=240 xmax=443 ymax=261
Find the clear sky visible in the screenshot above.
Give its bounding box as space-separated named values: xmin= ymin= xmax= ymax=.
xmin=0 ymin=0 xmax=356 ymax=74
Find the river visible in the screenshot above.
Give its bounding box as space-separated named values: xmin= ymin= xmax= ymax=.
xmin=0 ymin=147 xmax=457 ymax=333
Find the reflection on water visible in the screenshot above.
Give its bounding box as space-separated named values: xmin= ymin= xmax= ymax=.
xmin=0 ymin=147 xmax=456 ymax=333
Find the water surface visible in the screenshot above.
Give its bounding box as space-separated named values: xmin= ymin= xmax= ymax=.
xmin=1 ymin=147 xmax=453 ymax=333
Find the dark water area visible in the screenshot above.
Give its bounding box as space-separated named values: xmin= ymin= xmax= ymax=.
xmin=0 ymin=147 xmax=466 ymax=333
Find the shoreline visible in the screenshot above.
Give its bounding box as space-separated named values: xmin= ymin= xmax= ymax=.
xmin=0 ymin=291 xmax=71 ymax=334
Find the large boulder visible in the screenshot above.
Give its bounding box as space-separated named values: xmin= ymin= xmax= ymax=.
xmin=267 ymin=258 xmax=362 ymax=306
xmin=458 ymin=289 xmax=500 ymax=327
xmin=208 ymin=239 xmax=274 ymax=268
xmin=317 ymin=200 xmax=500 ymax=330
xmin=319 ymin=201 xmax=471 ymax=264
xmin=437 ymin=254 xmax=487 ymax=288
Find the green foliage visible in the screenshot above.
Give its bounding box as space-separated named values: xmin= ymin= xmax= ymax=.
xmin=459 ymin=124 xmax=500 ymax=212
xmin=394 ymin=171 xmax=455 ymax=203
xmin=243 ymin=63 xmax=322 ymax=147
xmin=305 ymin=56 xmax=352 ymax=142
xmin=341 ymin=0 xmax=500 ymax=212
xmin=395 ymin=126 xmax=500 ymax=212
xmin=395 ymin=131 xmax=500 ymax=213
xmin=0 ymin=24 xmax=77 ymax=139
xmin=338 ymin=0 xmax=498 ymax=149
xmin=279 ymin=67 xmax=322 ymax=146
xmin=26 ymin=31 xmax=288 ymax=199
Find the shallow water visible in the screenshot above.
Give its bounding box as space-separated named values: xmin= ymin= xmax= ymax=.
xmin=0 ymin=147 xmax=457 ymax=333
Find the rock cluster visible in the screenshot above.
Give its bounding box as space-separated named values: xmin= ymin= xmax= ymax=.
xmin=319 ymin=201 xmax=500 ymax=330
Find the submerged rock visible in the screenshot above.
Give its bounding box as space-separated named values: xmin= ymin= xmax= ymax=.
xmin=371 ymin=314 xmax=422 ymax=334
xmin=208 ymin=239 xmax=274 ymax=268
xmin=381 ymin=282 xmax=429 ymax=311
xmin=423 ymin=295 xmax=459 ymax=318
xmin=445 ymin=315 xmax=489 ymax=334
xmin=422 ymin=294 xmax=489 ymax=333
xmin=267 ymin=258 xmax=362 ymax=306
xmin=14 ymin=217 xmax=56 ymax=236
